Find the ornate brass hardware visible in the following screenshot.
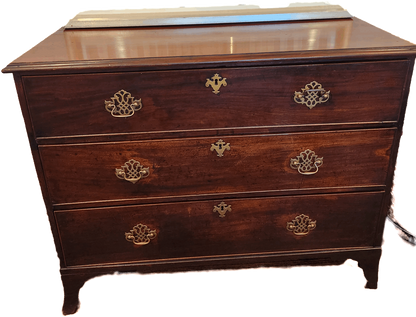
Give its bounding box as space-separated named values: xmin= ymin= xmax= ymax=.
xmin=105 ymin=89 xmax=142 ymax=117
xmin=294 ymin=81 xmax=330 ymax=109
xmin=210 ymin=139 xmax=231 ymax=157
xmin=287 ymin=214 xmax=316 ymax=236
xmin=116 ymin=159 xmax=150 ymax=184
xmin=213 ymin=202 xmax=231 ymax=218
xmin=290 ymin=149 xmax=323 ymax=175
xmin=205 ymin=73 xmax=227 ymax=94
xmin=125 ymin=223 xmax=157 ymax=245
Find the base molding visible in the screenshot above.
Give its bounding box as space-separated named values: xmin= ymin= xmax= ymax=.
xmin=60 ymin=247 xmax=381 ymax=315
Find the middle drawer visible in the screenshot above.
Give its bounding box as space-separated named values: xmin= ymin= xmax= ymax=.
xmin=40 ymin=128 xmax=394 ymax=206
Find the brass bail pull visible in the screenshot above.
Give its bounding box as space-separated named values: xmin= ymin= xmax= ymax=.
xmin=115 ymin=159 xmax=150 ymax=184
xmin=290 ymin=149 xmax=323 ymax=175
xmin=105 ymin=89 xmax=142 ymax=117
xmin=294 ymin=81 xmax=330 ymax=109
xmin=287 ymin=214 xmax=316 ymax=236
xmin=125 ymin=223 xmax=157 ymax=245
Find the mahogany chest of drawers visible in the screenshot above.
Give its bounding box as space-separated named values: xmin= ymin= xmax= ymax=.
xmin=3 ymin=11 xmax=416 ymax=315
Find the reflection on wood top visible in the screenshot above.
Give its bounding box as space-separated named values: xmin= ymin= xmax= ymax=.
xmin=64 ymin=5 xmax=351 ymax=28
xmin=3 ymin=17 xmax=416 ymax=73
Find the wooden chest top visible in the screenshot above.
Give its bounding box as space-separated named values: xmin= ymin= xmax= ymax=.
xmin=3 ymin=17 xmax=416 ymax=74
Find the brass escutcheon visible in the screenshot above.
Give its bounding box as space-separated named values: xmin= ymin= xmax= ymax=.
xmin=210 ymin=139 xmax=231 ymax=157
xmin=125 ymin=223 xmax=157 ymax=245
xmin=105 ymin=89 xmax=142 ymax=117
xmin=213 ymin=202 xmax=231 ymax=217
xmin=294 ymin=81 xmax=330 ymax=109
xmin=116 ymin=159 xmax=150 ymax=184
xmin=290 ymin=149 xmax=323 ymax=175
xmin=287 ymin=214 xmax=316 ymax=236
xmin=205 ymin=73 xmax=227 ymax=94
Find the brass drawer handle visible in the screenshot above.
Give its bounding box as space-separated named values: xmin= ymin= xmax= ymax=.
xmin=287 ymin=214 xmax=316 ymax=236
xmin=294 ymin=81 xmax=330 ymax=109
xmin=105 ymin=89 xmax=142 ymax=117
xmin=210 ymin=139 xmax=231 ymax=157
xmin=125 ymin=223 xmax=157 ymax=245
xmin=116 ymin=159 xmax=150 ymax=184
xmin=290 ymin=149 xmax=323 ymax=175
xmin=205 ymin=73 xmax=227 ymax=94
xmin=213 ymin=202 xmax=231 ymax=217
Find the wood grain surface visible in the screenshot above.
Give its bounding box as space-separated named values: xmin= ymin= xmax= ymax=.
xmin=55 ymin=191 xmax=384 ymax=267
xmin=39 ymin=128 xmax=394 ymax=206
xmin=2 ymin=17 xmax=415 ymax=73
xmin=2 ymin=4 xmax=416 ymax=316
xmin=23 ymin=61 xmax=408 ymax=139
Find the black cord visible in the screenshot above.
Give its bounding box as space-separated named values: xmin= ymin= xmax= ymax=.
xmin=387 ymin=213 xmax=416 ymax=246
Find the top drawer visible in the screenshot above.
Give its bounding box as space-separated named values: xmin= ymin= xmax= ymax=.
xmin=24 ymin=61 xmax=408 ymax=139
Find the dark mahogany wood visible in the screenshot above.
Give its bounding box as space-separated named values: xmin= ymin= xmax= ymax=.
xmin=3 ymin=12 xmax=416 ymax=316
xmin=23 ymin=61 xmax=407 ymax=139
xmin=58 ymin=247 xmax=382 ymax=314
xmin=55 ymin=192 xmax=383 ymax=267
xmin=40 ymin=129 xmax=394 ymax=206
xmin=2 ymin=18 xmax=416 ymax=74
xmin=61 ymin=274 xmax=91 ymax=315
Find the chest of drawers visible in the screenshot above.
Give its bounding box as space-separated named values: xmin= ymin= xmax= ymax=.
xmin=3 ymin=9 xmax=416 ymax=315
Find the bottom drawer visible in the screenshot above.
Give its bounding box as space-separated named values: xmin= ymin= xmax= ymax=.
xmin=56 ymin=192 xmax=384 ymax=267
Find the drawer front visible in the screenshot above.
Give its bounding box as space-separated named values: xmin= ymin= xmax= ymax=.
xmin=56 ymin=192 xmax=384 ymax=267
xmin=25 ymin=61 xmax=407 ymax=138
xmin=40 ymin=129 xmax=394 ymax=205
